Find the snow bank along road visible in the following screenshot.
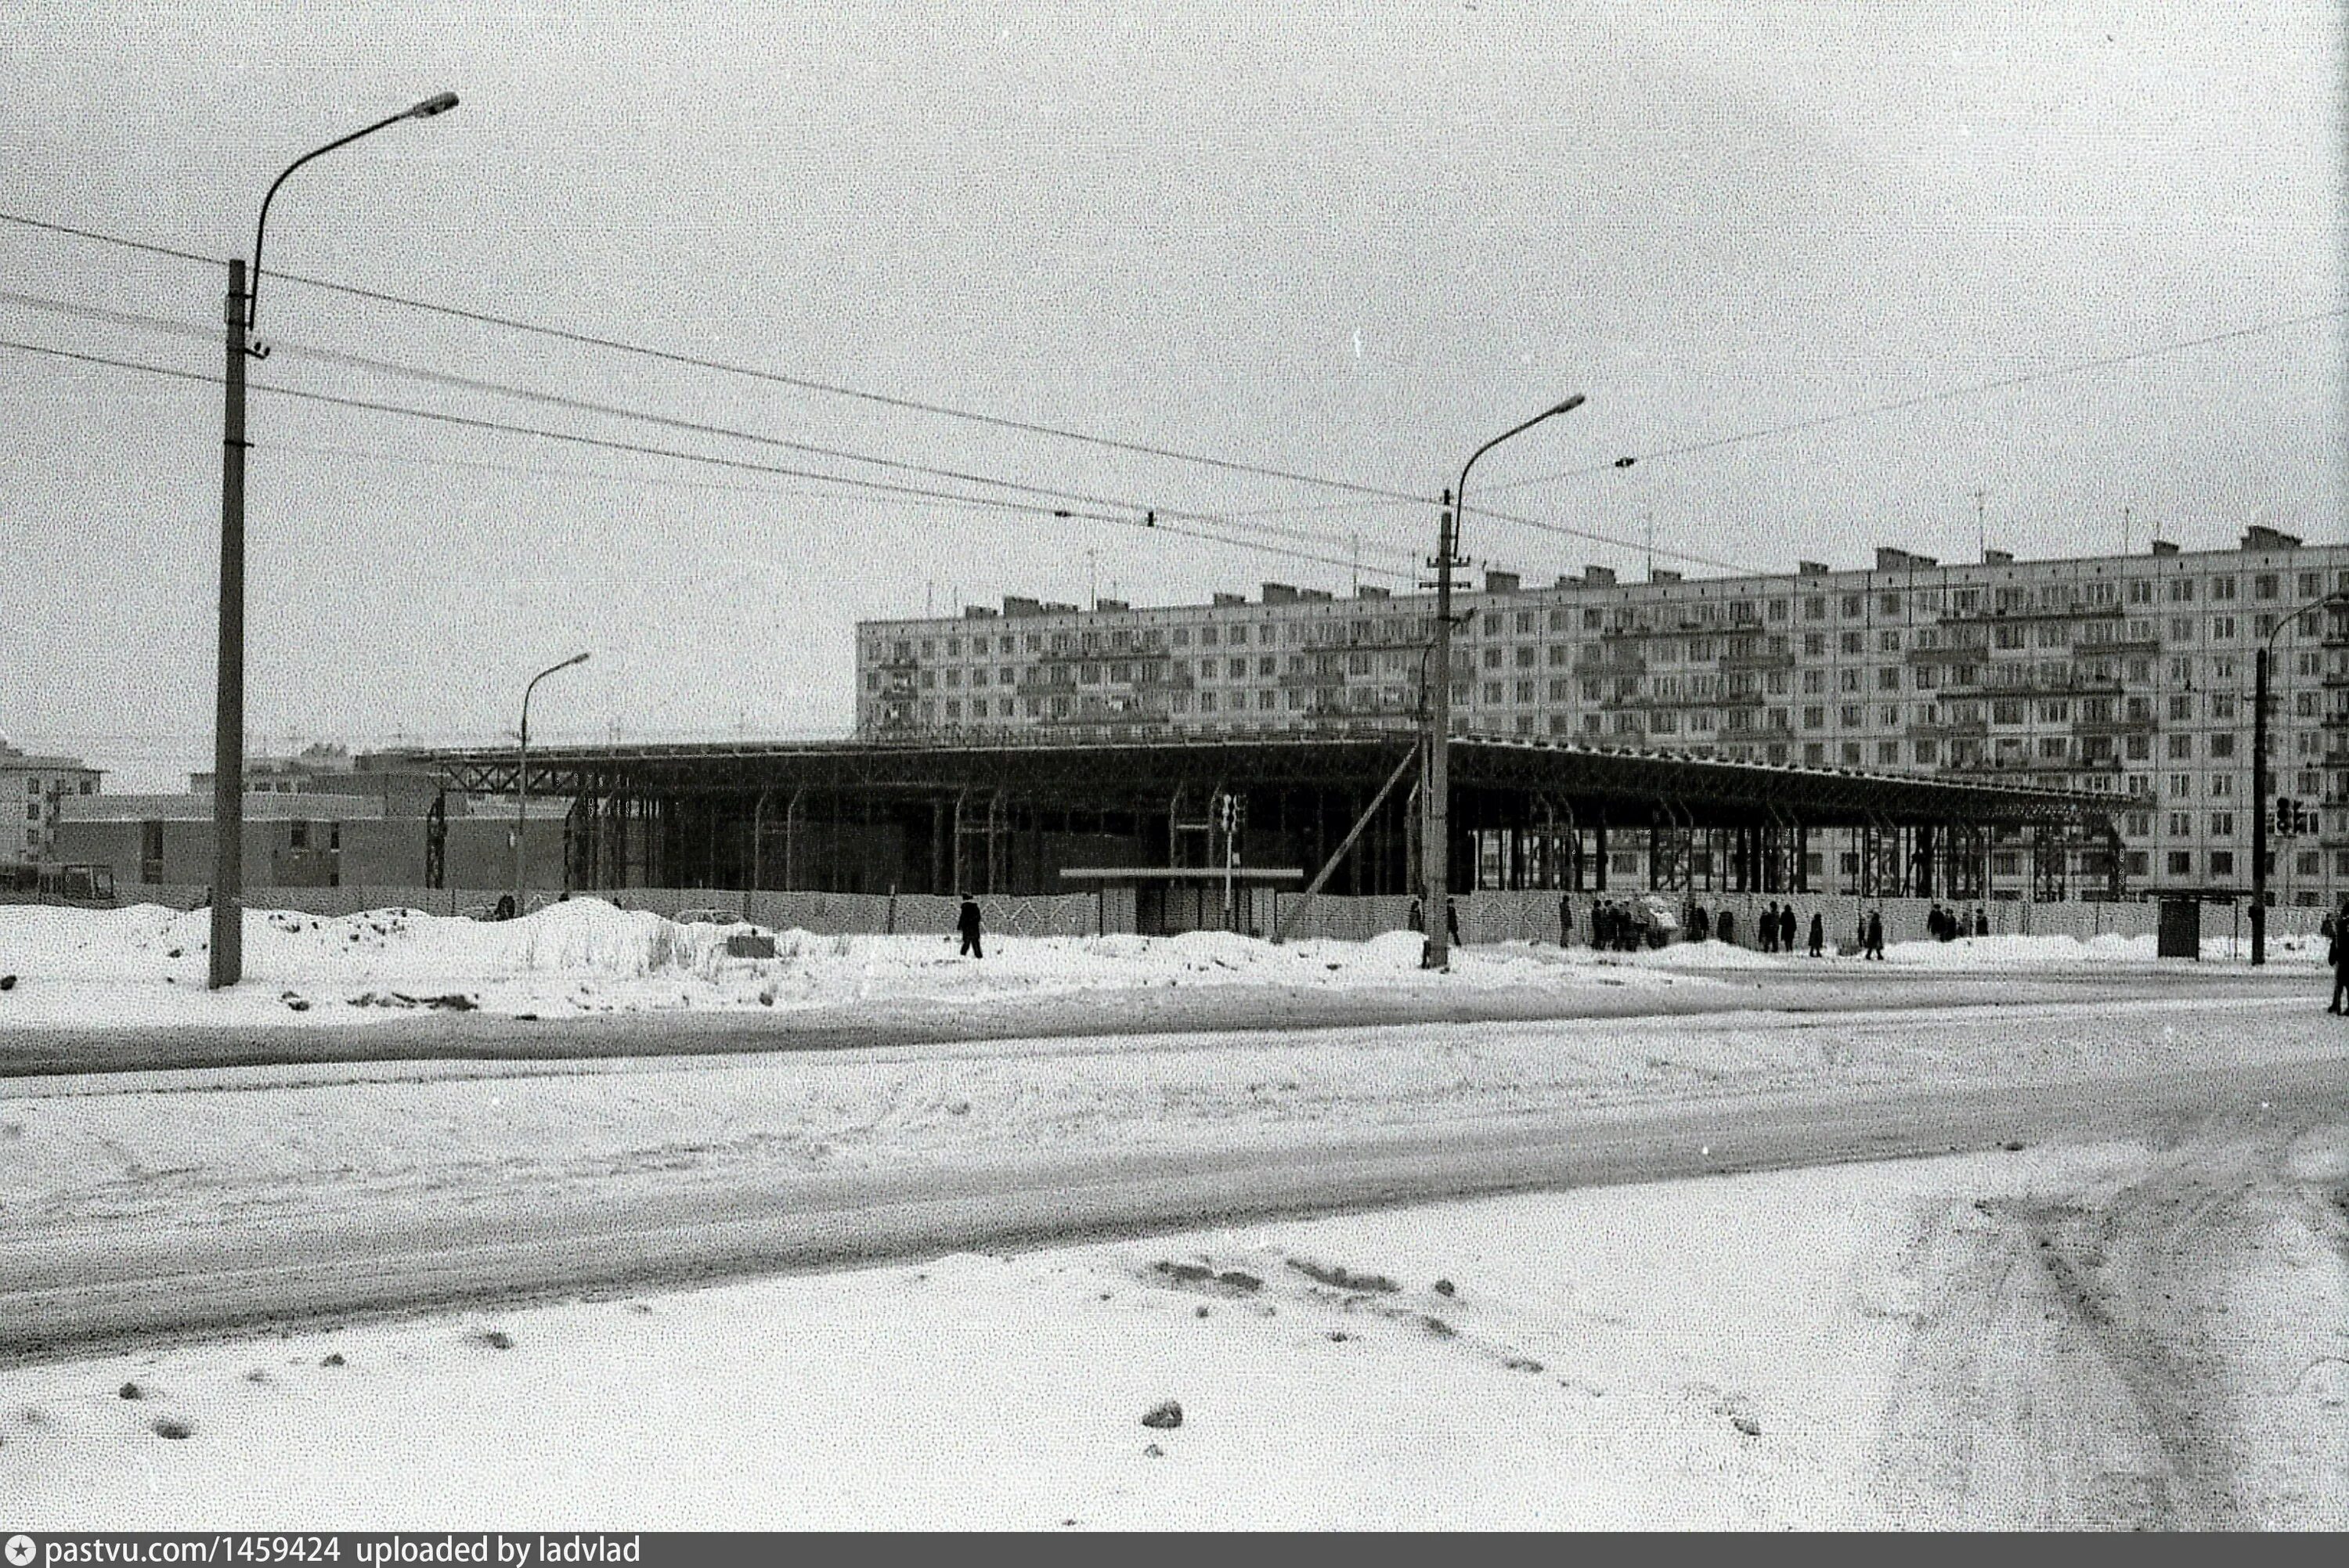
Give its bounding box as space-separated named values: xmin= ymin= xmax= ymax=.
xmin=0 ymin=895 xmax=2319 ymax=1075
xmin=2 ymin=989 xmax=2341 ymax=1365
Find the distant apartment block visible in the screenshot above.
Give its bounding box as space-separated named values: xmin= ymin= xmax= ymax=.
xmin=0 ymin=737 xmax=103 ymax=867
xmin=856 ymin=529 xmax=2349 ymax=902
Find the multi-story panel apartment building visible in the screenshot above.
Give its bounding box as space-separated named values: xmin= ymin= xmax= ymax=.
xmin=0 ymin=737 xmax=104 ymax=870
xmin=855 ymin=528 xmax=2349 ymax=902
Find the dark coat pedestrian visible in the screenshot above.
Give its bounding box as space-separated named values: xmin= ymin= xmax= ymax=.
xmin=1865 ymin=909 xmax=1885 ymax=960
xmin=1807 ymin=910 xmax=1824 ymax=957
xmin=1975 ymin=907 xmax=1990 ymax=937
xmin=1779 ymin=905 xmax=1797 ymax=951
xmin=1446 ymin=898 xmax=1461 ymax=944
xmin=1716 ymin=909 xmax=1737 ymax=947
xmin=1559 ymin=894 xmax=1574 ymax=946
xmin=1690 ymin=905 xmax=1710 ymax=943
xmin=1409 ymin=896 xmax=1424 ymax=932
xmin=2331 ymin=907 xmax=2349 ymax=1014
xmin=1759 ymin=903 xmax=1778 ymax=953
xmin=957 ymin=895 xmax=983 ymax=959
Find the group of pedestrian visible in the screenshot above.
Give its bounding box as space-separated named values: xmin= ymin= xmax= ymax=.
xmin=1925 ymin=903 xmax=1990 ymax=942
xmin=1751 ymin=902 xmax=1803 ymax=954
xmin=1583 ymin=897 xmax=1651 ymax=952
xmin=1854 ymin=908 xmax=1886 ymax=959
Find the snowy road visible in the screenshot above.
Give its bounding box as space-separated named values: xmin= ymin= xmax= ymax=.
xmin=4 ymin=997 xmax=2342 ymax=1363
xmin=0 ymin=959 xmax=2308 ymax=1076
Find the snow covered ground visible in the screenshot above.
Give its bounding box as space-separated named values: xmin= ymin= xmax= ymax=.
xmin=0 ymin=897 xmax=2318 ymax=1029
xmin=3 ymin=899 xmax=2339 ymax=1528
xmin=5 ymin=1131 xmax=2340 ymax=1530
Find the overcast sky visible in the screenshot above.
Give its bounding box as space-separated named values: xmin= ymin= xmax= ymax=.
xmin=2 ymin=2 xmax=2341 ymax=789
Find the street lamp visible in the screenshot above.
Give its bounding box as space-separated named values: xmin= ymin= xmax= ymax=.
xmin=515 ymin=652 xmax=591 ymax=915
xmin=2250 ymin=587 xmax=2349 ymax=964
xmin=1423 ymin=395 xmax=1586 ymax=970
xmin=211 ymin=92 xmax=459 ymax=989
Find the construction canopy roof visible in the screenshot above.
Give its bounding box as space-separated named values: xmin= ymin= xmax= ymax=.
xmin=392 ymin=731 xmax=2119 ymax=830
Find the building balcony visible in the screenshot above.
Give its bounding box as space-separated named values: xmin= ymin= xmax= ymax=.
xmin=1936 ymin=600 xmax=2123 ymax=625
xmin=1574 ymin=650 xmax=1649 ymax=675
xmin=1719 ymin=650 xmax=1795 ymax=672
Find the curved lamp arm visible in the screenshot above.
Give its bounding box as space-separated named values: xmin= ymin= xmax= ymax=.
xmin=519 ymin=650 xmax=592 ymax=749
xmin=247 ymin=92 xmax=458 ymax=341
xmin=1452 ymin=394 xmax=1584 ymax=556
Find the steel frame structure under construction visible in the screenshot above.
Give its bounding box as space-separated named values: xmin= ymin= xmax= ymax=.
xmin=399 ymin=733 xmax=2124 ymax=901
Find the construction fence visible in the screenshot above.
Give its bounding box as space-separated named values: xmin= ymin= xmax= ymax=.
xmin=21 ymin=882 xmax=2329 ymax=953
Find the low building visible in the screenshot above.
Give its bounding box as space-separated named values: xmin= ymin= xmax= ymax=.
xmin=55 ymin=777 xmax=570 ymax=896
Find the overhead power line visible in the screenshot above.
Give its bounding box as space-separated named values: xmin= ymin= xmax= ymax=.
xmin=1 ymin=286 xmax=1418 ymax=565
xmin=0 ymin=207 xmax=1414 ymax=502
xmin=0 ymin=336 xmax=1407 ymax=582
xmin=0 ymin=207 xmax=1758 ymax=574
xmin=1486 ymin=303 xmax=2349 ymax=496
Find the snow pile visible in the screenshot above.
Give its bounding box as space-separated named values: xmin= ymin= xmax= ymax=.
xmin=0 ymin=897 xmax=2324 ymax=1030
xmin=0 ymin=898 xmax=1706 ymax=1028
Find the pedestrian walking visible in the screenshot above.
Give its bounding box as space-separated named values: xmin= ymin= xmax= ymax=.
xmin=1759 ymin=901 xmax=1779 ymax=953
xmin=1778 ymin=903 xmax=1796 ymax=952
xmin=1807 ymin=910 xmax=1824 ymax=957
xmin=1558 ymin=892 xmax=1574 ymax=947
xmin=1408 ymin=896 xmax=1424 ymax=932
xmin=1865 ymin=908 xmax=1885 ymax=960
xmin=2330 ymin=903 xmax=2349 ymax=1014
xmin=957 ymin=893 xmax=983 ymax=959
xmin=1446 ymin=897 xmax=1461 ymax=945
xmin=1716 ymin=907 xmax=1737 ymax=947
xmin=1975 ymin=907 xmax=1990 ymax=937
xmin=1690 ymin=903 xmax=1710 ymax=943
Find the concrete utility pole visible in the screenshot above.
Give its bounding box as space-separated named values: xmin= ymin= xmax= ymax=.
xmin=210 ymin=92 xmax=458 ymax=989
xmin=2251 ymin=589 xmax=2349 ymax=964
xmin=1423 ymin=395 xmax=1585 ymax=970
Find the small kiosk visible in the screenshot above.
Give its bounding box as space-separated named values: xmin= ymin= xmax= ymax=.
xmin=1058 ymin=867 xmax=1304 ymax=937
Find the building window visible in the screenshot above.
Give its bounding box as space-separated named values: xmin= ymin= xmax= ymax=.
xmin=2210 ymin=850 xmax=2235 ymax=876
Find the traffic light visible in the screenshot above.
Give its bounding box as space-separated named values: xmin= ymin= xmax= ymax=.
xmin=2275 ymin=796 xmax=2299 ymax=837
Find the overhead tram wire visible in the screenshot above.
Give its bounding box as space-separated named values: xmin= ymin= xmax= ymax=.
xmin=0 ymin=210 xmax=1762 ymax=575
xmin=0 ymin=336 xmax=1408 ymax=582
